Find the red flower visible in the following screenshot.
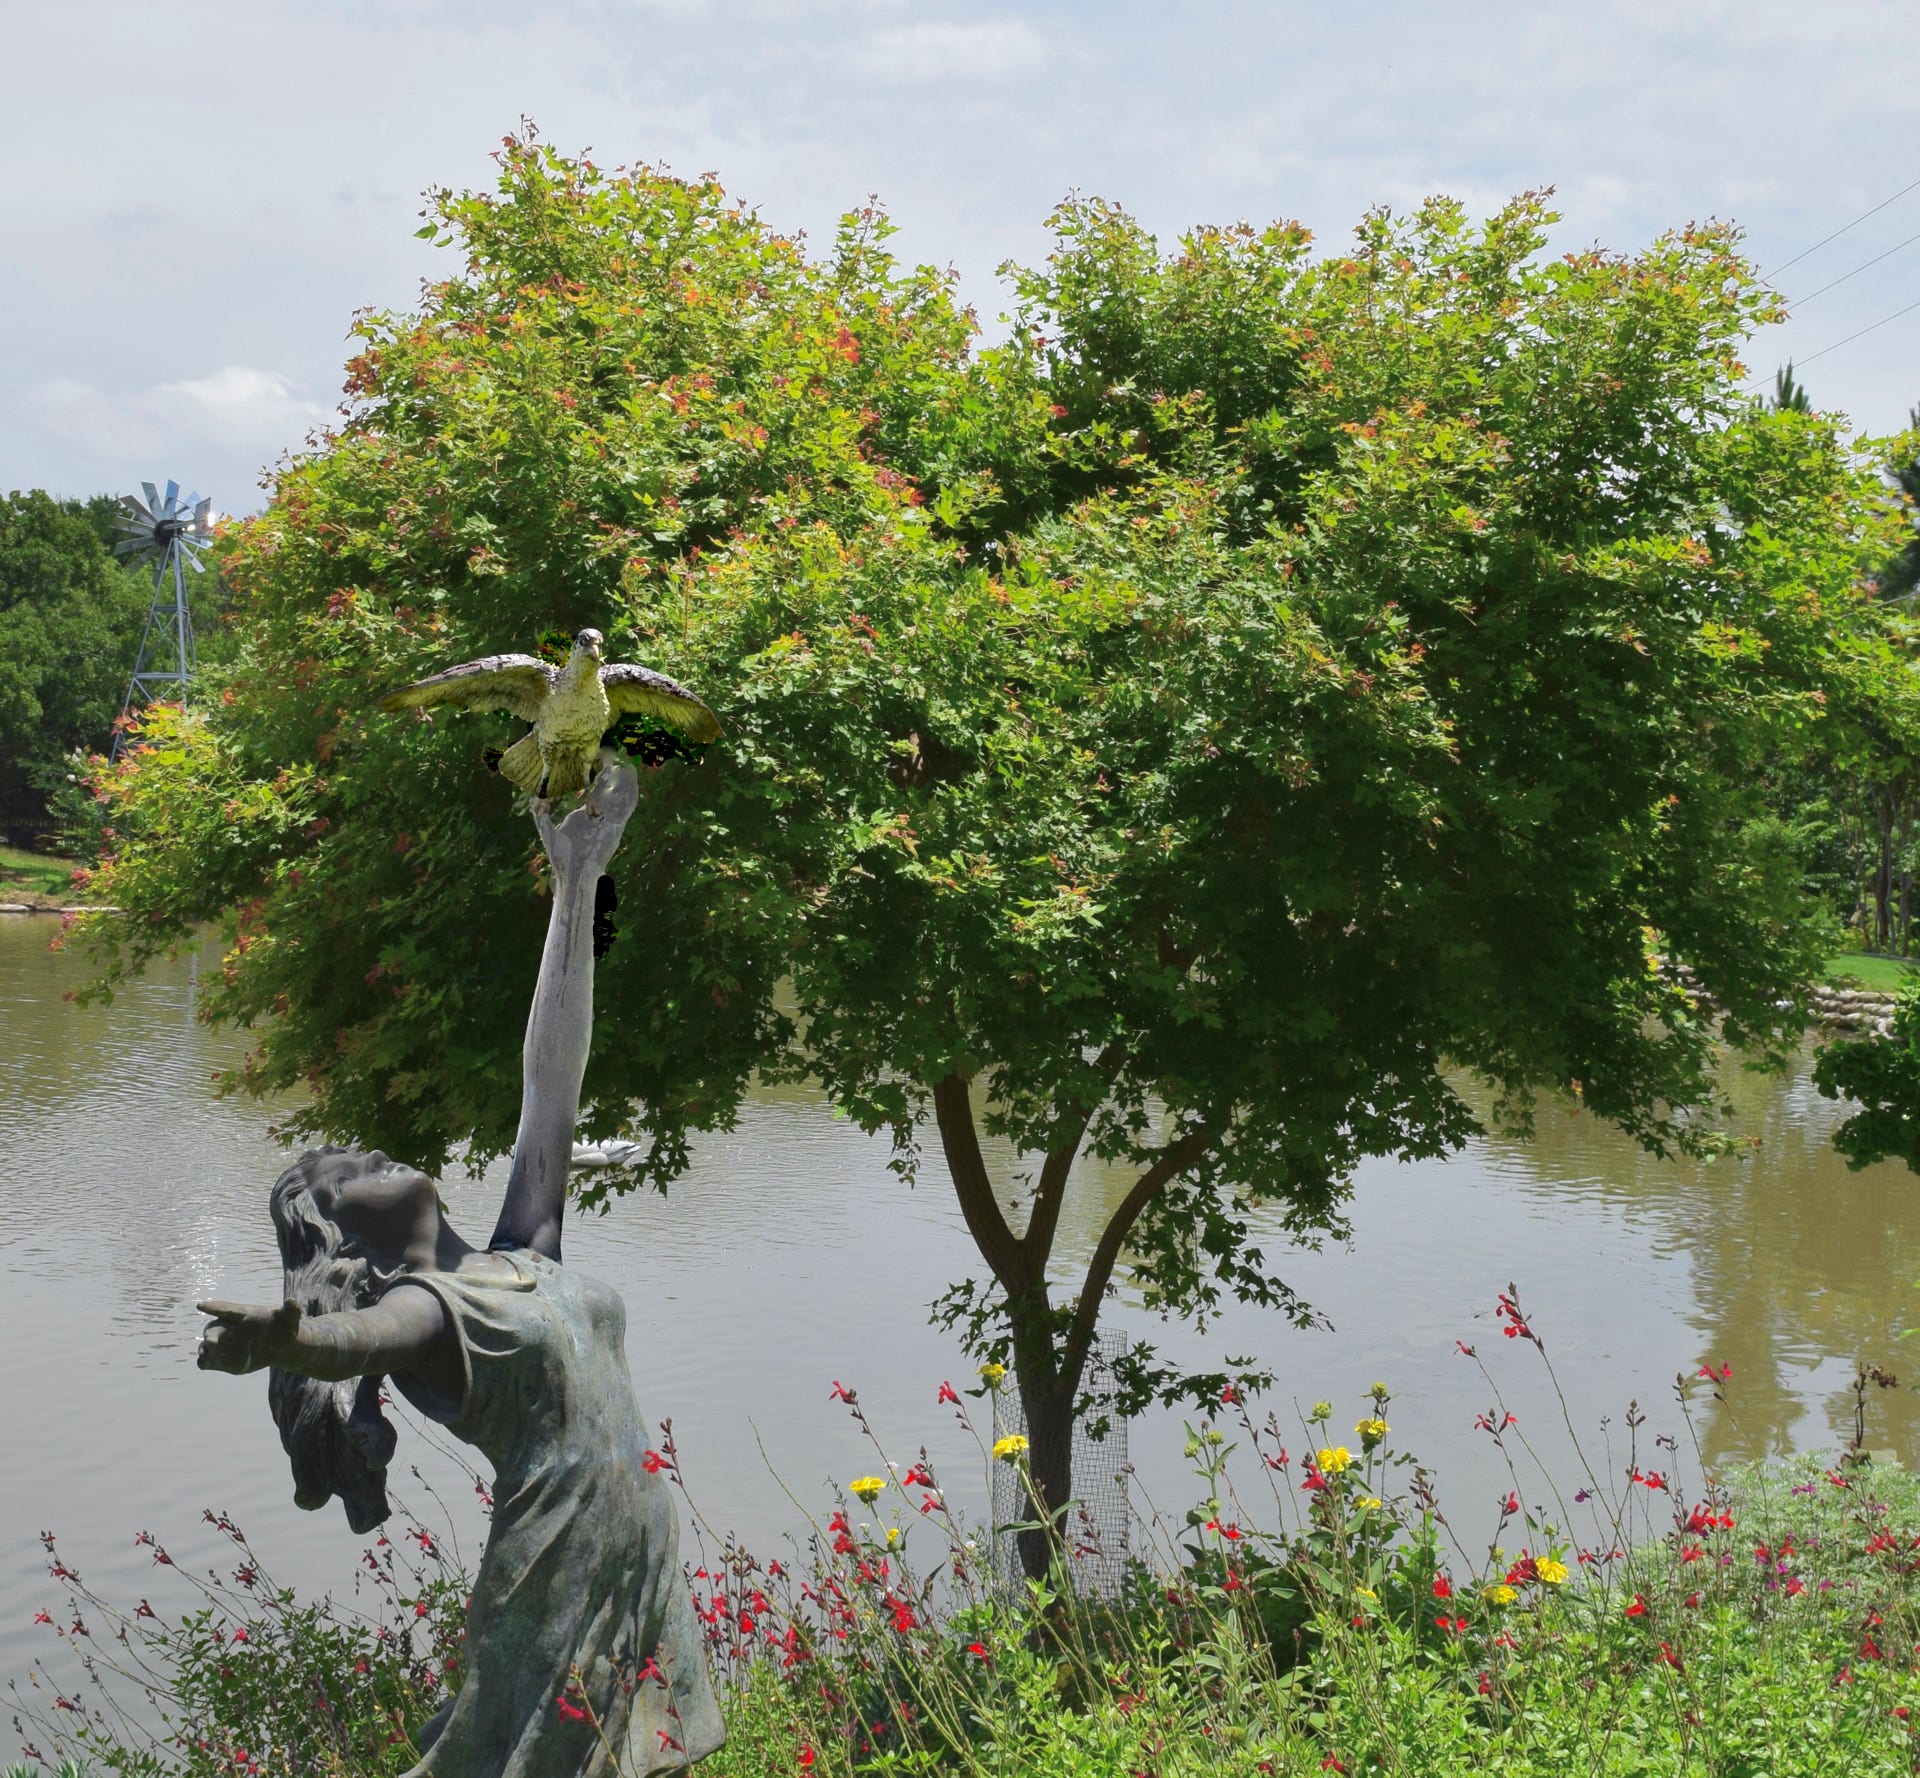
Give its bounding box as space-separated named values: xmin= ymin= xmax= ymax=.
xmin=556 ymin=1695 xmax=589 ymax=1723
xmin=799 ymin=1750 xmax=816 ymax=1771
xmin=1500 ymin=1492 xmax=1521 ymax=1516
xmin=642 ymin=1451 xmax=669 ymax=1473
xmin=1302 ymin=1468 xmax=1328 ymax=1493
xmin=1683 ymin=1592 xmax=1701 ymax=1609
xmin=1455 ymin=1340 xmax=1476 ymax=1356
xmin=829 ymin=1381 xmax=855 ymax=1402
xmin=1659 ymin=1642 xmax=1683 ymax=1671
xmin=1321 ymin=1759 xmax=1349 ymax=1774
xmin=1221 ymin=1385 xmax=1239 ymax=1404
xmin=1432 ymin=1575 xmax=1453 ymax=1600
xmin=32 ymin=1611 xmax=51 ymax=1625
xmin=1625 ymin=1595 xmax=1648 ymax=1617
xmin=937 ymin=1381 xmax=960 ymax=1406
xmin=1697 ymin=1362 xmax=1732 ymax=1381
xmin=966 ymin=1641 xmax=989 ymax=1662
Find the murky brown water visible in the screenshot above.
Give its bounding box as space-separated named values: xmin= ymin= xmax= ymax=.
xmin=5 ymin=913 xmax=1918 ymax=1701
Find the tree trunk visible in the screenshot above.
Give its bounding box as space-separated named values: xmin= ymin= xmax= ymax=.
xmin=1012 ymin=1371 xmax=1075 ymax=1585
xmin=1875 ymin=793 xmax=1896 ymax=953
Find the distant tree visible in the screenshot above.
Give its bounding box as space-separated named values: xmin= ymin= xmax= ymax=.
xmin=0 ymin=491 xmax=153 ymax=778
xmin=1876 ymin=409 xmax=1920 ymax=603
xmin=78 ymin=144 xmax=1910 ymax=1580
xmin=1773 ymin=361 xmax=1813 ymax=412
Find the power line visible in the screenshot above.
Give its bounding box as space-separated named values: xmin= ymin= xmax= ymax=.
xmin=1762 ymin=174 xmax=1920 ymax=282
xmin=1786 ymin=224 xmax=1920 ymax=311
xmin=1748 ymin=295 xmax=1920 ymax=390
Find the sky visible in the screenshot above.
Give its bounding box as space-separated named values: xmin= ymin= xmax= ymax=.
xmin=4 ymin=0 xmax=1919 ymax=513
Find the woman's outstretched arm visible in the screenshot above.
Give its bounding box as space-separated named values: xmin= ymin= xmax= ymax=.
xmin=197 ymin=1287 xmax=449 ymax=1380
xmin=490 ymin=753 xmax=642 ymax=1260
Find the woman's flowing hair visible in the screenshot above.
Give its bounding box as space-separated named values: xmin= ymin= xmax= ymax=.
xmin=267 ymin=1147 xmax=401 ymax=1534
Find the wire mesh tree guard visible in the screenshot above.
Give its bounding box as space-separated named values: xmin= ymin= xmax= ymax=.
xmin=989 ymin=1326 xmax=1131 ymax=1599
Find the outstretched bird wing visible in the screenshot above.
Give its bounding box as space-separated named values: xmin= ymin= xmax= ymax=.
xmin=601 ymin=662 xmax=723 ymax=742
xmin=380 ymin=655 xmax=557 ymax=722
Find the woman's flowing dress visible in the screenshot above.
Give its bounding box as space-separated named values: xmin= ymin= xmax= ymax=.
xmin=387 ymin=1249 xmax=724 ymax=1775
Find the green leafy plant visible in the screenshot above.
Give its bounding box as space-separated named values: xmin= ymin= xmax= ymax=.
xmin=76 ymin=136 xmax=1916 ymax=1585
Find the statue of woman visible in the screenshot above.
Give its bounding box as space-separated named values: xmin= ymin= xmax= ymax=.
xmin=196 ymin=757 xmax=723 ymax=1775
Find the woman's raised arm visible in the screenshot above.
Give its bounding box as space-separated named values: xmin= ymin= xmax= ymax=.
xmin=489 ymin=754 xmax=642 ymax=1260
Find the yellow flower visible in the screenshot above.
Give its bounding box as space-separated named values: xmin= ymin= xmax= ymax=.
xmin=1316 ymin=1445 xmax=1353 ymax=1474
xmin=1534 ymin=1556 xmax=1568 ymax=1586
xmin=1355 ymin=1585 xmax=1378 ymax=1601
xmin=849 ymin=1475 xmax=887 ymax=1504
xmin=1355 ymin=1416 xmax=1388 ymax=1446
xmin=885 ymin=1527 xmax=902 ymax=1549
xmin=992 ymin=1435 xmax=1029 ymax=1462
xmin=979 ymin=1362 xmax=1007 ymax=1386
xmin=1484 ymin=1584 xmax=1517 ymax=1607
xmin=1308 ymin=1401 xmax=1333 ymax=1423
xmin=1357 ymin=1496 xmax=1384 ymax=1512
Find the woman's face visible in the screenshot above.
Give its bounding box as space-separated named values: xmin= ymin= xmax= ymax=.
xmin=312 ymin=1150 xmax=438 ymax=1261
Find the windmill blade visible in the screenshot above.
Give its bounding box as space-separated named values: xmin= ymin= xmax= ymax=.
xmin=120 ymin=493 xmax=154 ymax=524
xmin=191 ymin=498 xmax=212 ymax=532
xmin=163 ymin=479 xmax=180 ymax=514
xmin=142 ymin=481 xmax=161 ymax=514
xmin=113 ymin=537 xmax=152 ymax=557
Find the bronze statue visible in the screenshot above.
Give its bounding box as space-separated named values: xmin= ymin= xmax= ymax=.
xmin=197 ymin=756 xmax=723 ymax=1775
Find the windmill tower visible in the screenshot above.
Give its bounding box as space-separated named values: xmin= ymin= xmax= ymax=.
xmin=111 ymin=480 xmax=212 ymax=758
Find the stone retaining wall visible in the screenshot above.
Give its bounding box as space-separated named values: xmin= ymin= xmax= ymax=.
xmin=1809 ymin=983 xmax=1897 ymax=1039
xmin=1665 ymin=961 xmax=1897 ymax=1039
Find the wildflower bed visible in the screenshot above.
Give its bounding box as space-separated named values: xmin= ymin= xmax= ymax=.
xmin=13 ymin=1300 xmax=1920 ymax=1776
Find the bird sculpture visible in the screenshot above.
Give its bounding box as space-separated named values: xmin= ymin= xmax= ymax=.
xmin=380 ymin=629 xmax=721 ymax=800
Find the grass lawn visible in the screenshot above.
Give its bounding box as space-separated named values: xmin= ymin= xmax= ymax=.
xmin=1826 ymin=950 xmax=1920 ymax=993
xmin=0 ymin=843 xmax=80 ymax=902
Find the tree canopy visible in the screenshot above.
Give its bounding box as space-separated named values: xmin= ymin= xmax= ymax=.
xmin=78 ymin=137 xmax=1914 ymax=1570
xmin=0 ymin=491 xmax=165 ymax=780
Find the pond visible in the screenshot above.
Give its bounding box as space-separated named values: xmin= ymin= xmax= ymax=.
xmin=5 ymin=913 xmax=1919 ymax=1698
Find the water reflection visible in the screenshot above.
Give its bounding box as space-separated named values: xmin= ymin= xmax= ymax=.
xmin=5 ymin=911 xmax=1918 ymax=1703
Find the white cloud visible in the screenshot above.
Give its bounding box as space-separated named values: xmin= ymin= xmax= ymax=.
xmin=857 ymin=19 xmax=1046 ymax=82
xmin=28 ymin=367 xmax=330 ymax=470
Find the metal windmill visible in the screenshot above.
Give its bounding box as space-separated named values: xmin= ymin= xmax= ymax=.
xmin=111 ymin=479 xmax=213 ymax=757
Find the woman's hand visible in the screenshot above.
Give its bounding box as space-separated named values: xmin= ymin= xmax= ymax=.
xmin=197 ymin=1299 xmax=302 ymax=1374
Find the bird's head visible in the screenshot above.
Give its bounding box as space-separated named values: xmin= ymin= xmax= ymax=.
xmin=574 ymin=628 xmax=605 ymax=662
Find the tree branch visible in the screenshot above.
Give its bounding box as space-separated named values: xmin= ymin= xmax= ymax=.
xmin=932 ymin=1072 xmax=1028 ymax=1289
xmin=1058 ymin=1124 xmax=1216 ymax=1398
xmin=1020 ymin=1040 xmax=1127 ymax=1271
